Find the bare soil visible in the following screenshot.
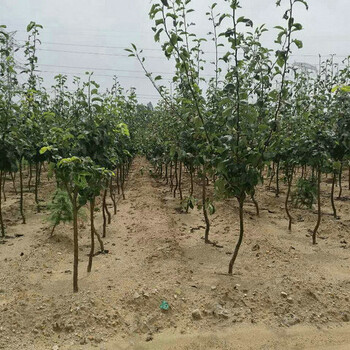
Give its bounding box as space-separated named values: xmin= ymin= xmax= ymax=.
xmin=0 ymin=157 xmax=350 ymax=350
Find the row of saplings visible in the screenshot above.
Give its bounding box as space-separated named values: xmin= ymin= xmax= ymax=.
xmin=0 ymin=158 xmax=132 ymax=292
xmin=151 ymin=156 xmax=350 ymax=256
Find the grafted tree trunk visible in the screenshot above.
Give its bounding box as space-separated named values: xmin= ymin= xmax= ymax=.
xmin=285 ymin=166 xmax=294 ymax=230
xmin=104 ymin=184 xmax=111 ymax=224
xmin=173 ymin=159 xmax=178 ymax=198
xmin=102 ymin=189 xmax=107 ymax=238
xmin=268 ymin=162 xmax=275 ymax=190
xmin=275 ymin=161 xmax=280 ymax=197
xmin=178 ymin=161 xmax=183 ymax=200
xmin=2 ymin=173 xmax=6 ymax=202
xmin=164 ymin=162 xmax=168 ymax=184
xmin=202 ymin=168 xmax=210 ymax=243
xmin=110 ymin=179 xmax=117 ymax=215
xmin=186 ymin=164 xmax=194 ymax=213
xmin=229 ymin=196 xmax=245 ymax=274
xmin=35 ymin=162 xmax=40 ymax=212
xmin=120 ymin=165 xmax=125 ymax=200
xmin=10 ymin=172 xmax=17 ymax=195
xmin=87 ymin=199 xmax=95 ymax=273
xmin=72 ymin=190 xmax=79 ymax=293
xmin=338 ymin=163 xmax=343 ymax=199
xmin=251 ymin=192 xmax=259 ymax=217
xmin=312 ymin=168 xmax=322 ymax=245
xmin=19 ymin=157 xmax=25 ymax=224
xmin=116 ymin=169 xmax=120 ymax=195
xmin=28 ymin=163 xmax=33 ymax=191
xmin=94 ymin=228 xmax=104 ymax=252
xmin=0 ymin=171 xmax=5 ymax=237
xmin=169 ymin=161 xmax=173 ymax=192
xmin=331 ymin=172 xmax=337 ymax=218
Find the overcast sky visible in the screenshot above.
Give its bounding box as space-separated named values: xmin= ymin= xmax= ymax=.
xmin=1 ymin=0 xmax=349 ymax=104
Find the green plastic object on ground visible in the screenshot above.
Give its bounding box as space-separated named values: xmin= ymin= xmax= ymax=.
xmin=160 ymin=300 xmax=169 ymax=310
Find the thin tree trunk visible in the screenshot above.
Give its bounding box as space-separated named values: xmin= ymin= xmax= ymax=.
xmin=2 ymin=173 xmax=6 ymax=202
xmin=331 ymin=172 xmax=337 ymax=219
xmin=35 ymin=162 xmax=40 ymax=212
xmin=190 ymin=165 xmax=194 ymax=197
xmin=87 ymin=199 xmax=95 ymax=273
xmin=251 ymin=193 xmax=259 ymax=217
xmin=268 ymin=162 xmax=275 ymax=190
xmin=116 ymin=169 xmax=120 ymax=195
xmin=275 ymin=161 xmax=280 ymax=197
xmin=0 ymin=171 xmax=5 ymax=237
xmin=72 ymin=190 xmax=79 ymax=293
xmin=202 ymin=169 xmax=210 ymax=243
xmin=110 ymin=179 xmax=117 ymax=215
xmin=170 ymin=161 xmax=173 ymax=191
xmin=178 ymin=161 xmax=183 ymax=200
xmin=173 ymin=159 xmax=178 ymax=198
xmin=19 ymin=157 xmax=25 ymax=224
xmin=312 ymin=168 xmax=322 ymax=245
xmin=104 ymin=186 xmax=111 ymax=225
xmin=228 ymin=196 xmax=245 ymax=274
xmin=102 ymin=190 xmax=107 ymax=238
xmin=338 ymin=163 xmax=343 ymax=199
xmin=285 ymin=166 xmax=294 ymax=230
xmin=50 ymin=222 xmax=58 ymax=236
xmin=94 ymin=228 xmax=104 ymax=252
xmin=28 ymin=163 xmax=33 ymax=191
xmin=10 ymin=172 xmax=17 ymax=195
xmin=120 ymin=166 xmax=125 ymax=200
xmin=165 ymin=163 xmax=168 ymax=184
xmin=186 ymin=165 xmax=194 ymax=213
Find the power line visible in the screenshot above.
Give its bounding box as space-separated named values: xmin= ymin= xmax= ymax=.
xmin=38 ymin=63 xmax=175 ymax=76
xmin=37 ymin=63 xmax=216 ymax=78
xmin=36 ymin=48 xmax=167 ymax=60
xmin=38 ymin=69 xmax=153 ymax=80
xmin=18 ymin=39 xmax=163 ymax=52
xmin=17 ymin=39 xmax=350 ymax=58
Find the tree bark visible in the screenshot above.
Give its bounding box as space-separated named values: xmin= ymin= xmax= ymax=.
xmin=285 ymin=166 xmax=294 ymax=231
xmin=202 ymin=169 xmax=210 ymax=243
xmin=178 ymin=161 xmax=183 ymax=200
xmin=87 ymin=199 xmax=95 ymax=273
xmin=0 ymin=171 xmax=5 ymax=237
xmin=173 ymin=159 xmax=178 ymax=198
xmin=120 ymin=165 xmax=125 ymax=200
xmin=110 ymin=179 xmax=117 ymax=215
xmin=331 ymin=172 xmax=337 ymax=218
xmin=28 ymin=163 xmax=33 ymax=191
xmin=19 ymin=157 xmax=26 ymax=224
xmin=10 ymin=172 xmax=17 ymax=195
xmin=312 ymin=168 xmax=322 ymax=245
xmin=229 ymin=196 xmax=245 ymax=274
xmin=2 ymin=172 xmax=6 ymax=202
xmin=104 ymin=188 xmax=111 ymax=224
xmin=35 ymin=162 xmax=40 ymax=212
xmin=169 ymin=161 xmax=173 ymax=191
xmin=102 ymin=189 xmax=107 ymax=238
xmin=275 ymin=161 xmax=280 ymax=197
xmin=338 ymin=163 xmax=343 ymax=199
xmin=72 ymin=190 xmax=79 ymax=293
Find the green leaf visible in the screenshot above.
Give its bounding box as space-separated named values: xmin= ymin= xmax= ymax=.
xmin=40 ymin=146 xmax=52 ymax=155
xmin=26 ymin=21 xmax=36 ymax=32
xmin=293 ymin=39 xmax=303 ymax=49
